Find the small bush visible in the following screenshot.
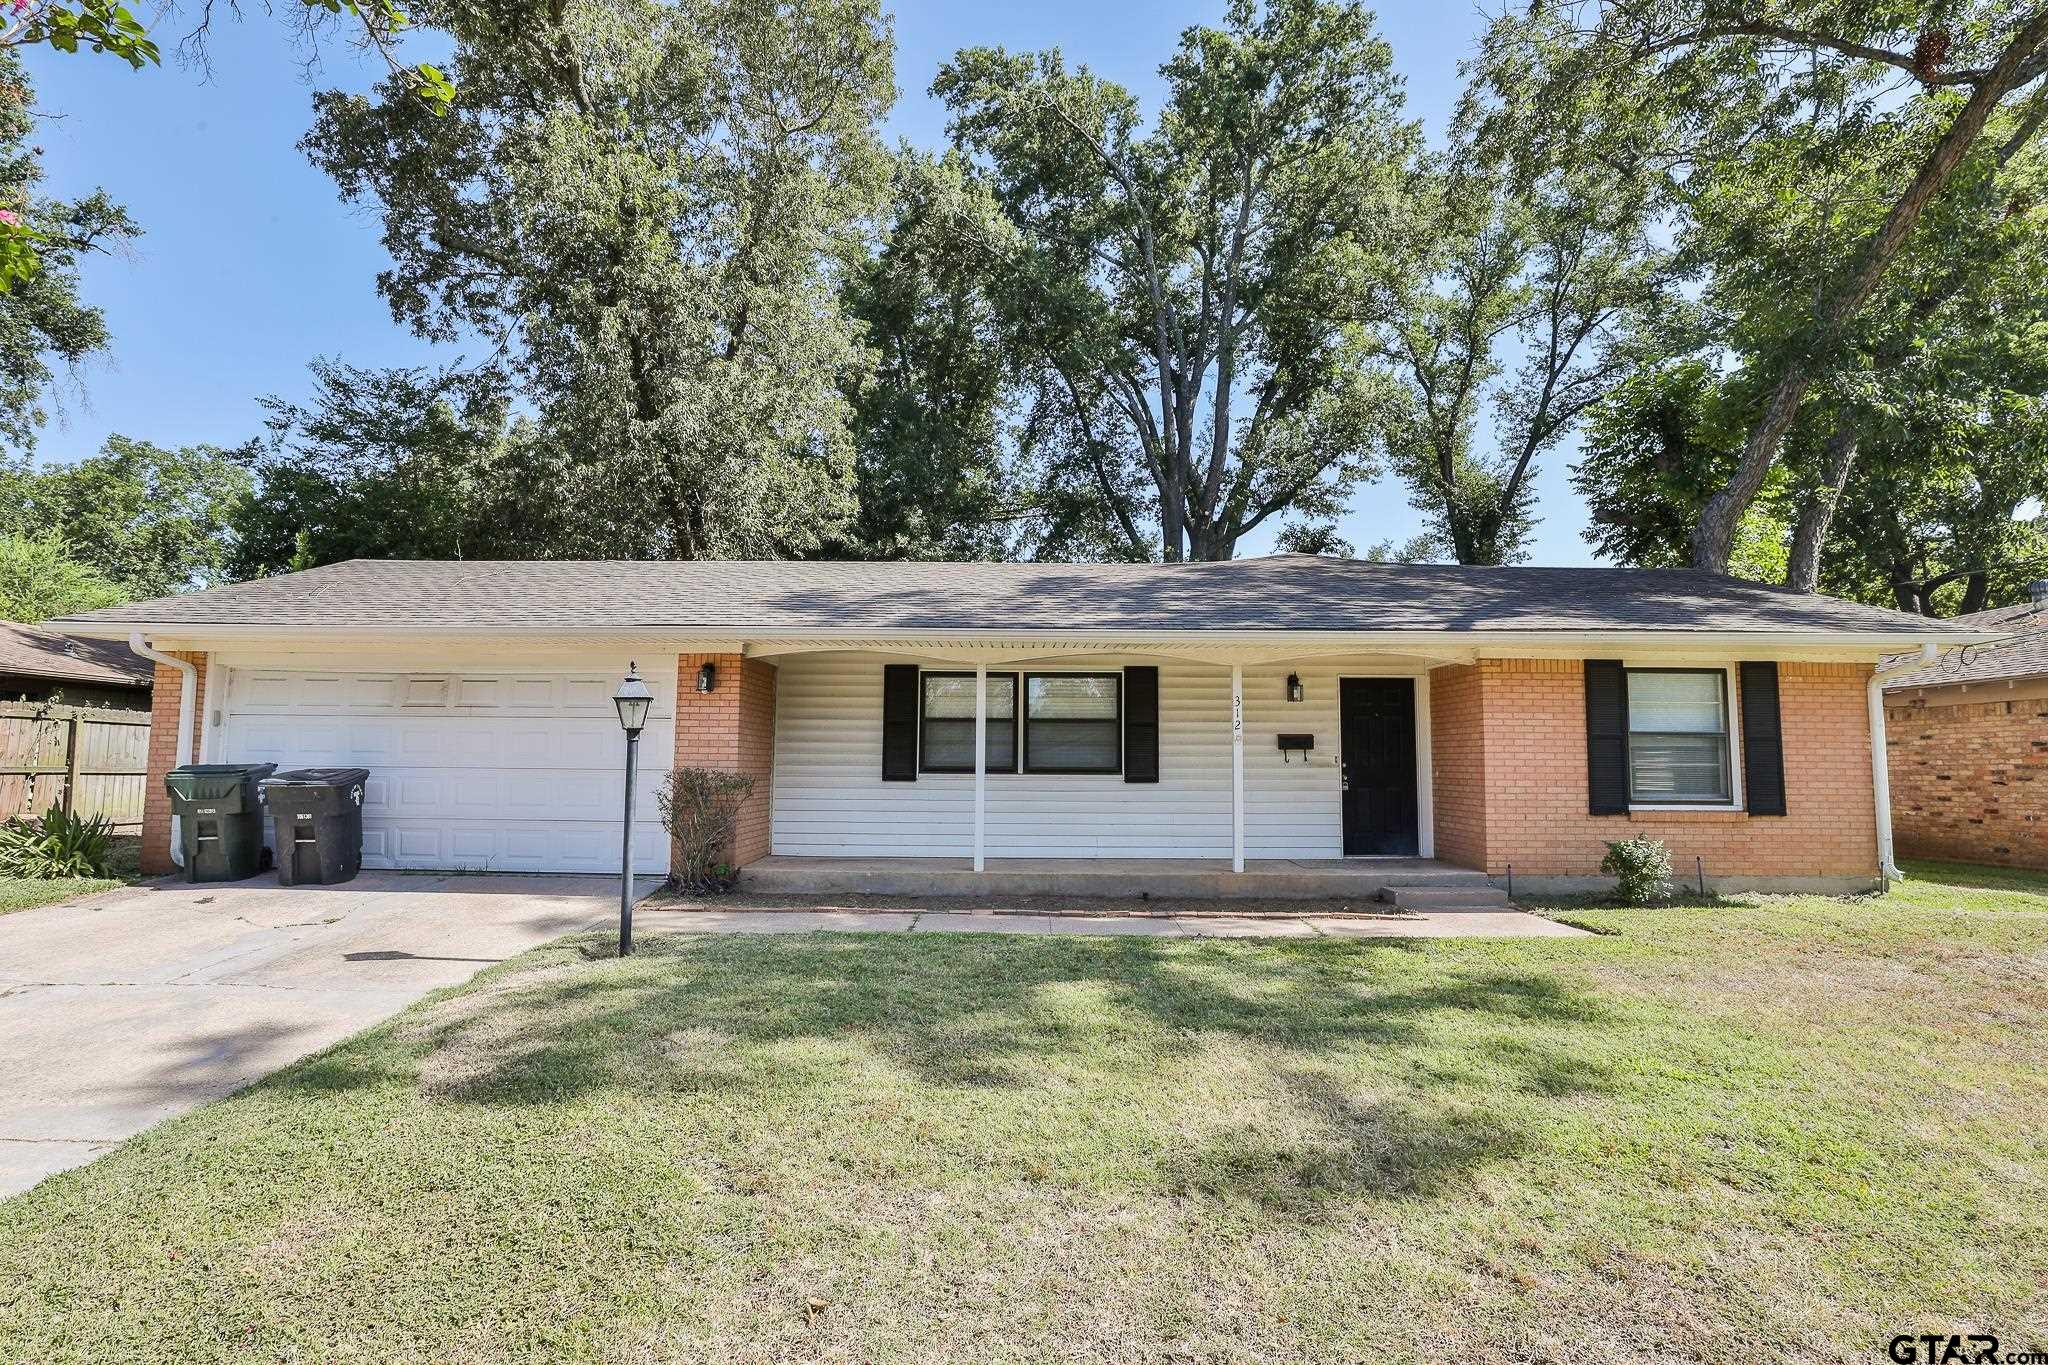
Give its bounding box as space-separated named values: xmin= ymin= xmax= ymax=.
xmin=0 ymin=808 xmax=117 ymax=880
xmin=657 ymin=767 xmax=756 ymax=892
xmin=1600 ymin=836 xmax=1673 ymax=905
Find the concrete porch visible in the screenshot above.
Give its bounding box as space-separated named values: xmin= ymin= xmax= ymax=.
xmin=738 ymin=855 xmax=1506 ymax=904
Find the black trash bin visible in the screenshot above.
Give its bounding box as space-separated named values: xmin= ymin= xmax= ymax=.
xmin=259 ymin=768 xmax=370 ymax=886
xmin=163 ymin=763 xmax=278 ymax=883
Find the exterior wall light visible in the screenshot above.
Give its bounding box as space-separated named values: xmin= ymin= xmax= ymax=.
xmin=696 ymin=662 xmax=718 ymax=693
xmin=613 ymin=662 xmax=653 ymax=735
xmin=1286 ymin=673 xmax=1304 ymax=703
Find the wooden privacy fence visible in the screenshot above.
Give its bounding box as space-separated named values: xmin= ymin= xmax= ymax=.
xmin=0 ymin=701 xmax=150 ymax=830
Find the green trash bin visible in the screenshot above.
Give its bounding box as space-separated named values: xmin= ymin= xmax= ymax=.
xmin=163 ymin=763 xmax=277 ymax=883
xmin=259 ymin=768 xmax=370 ymax=886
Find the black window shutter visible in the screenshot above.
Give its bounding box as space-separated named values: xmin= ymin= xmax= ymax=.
xmin=1584 ymin=659 xmax=1629 ymax=815
xmin=1123 ymin=666 xmax=1159 ymax=784
xmin=882 ymin=665 xmax=919 ymax=782
xmin=1740 ymin=661 xmax=1788 ymax=816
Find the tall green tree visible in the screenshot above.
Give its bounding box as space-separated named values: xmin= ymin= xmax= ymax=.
xmin=0 ymin=52 xmax=136 ymax=451
xmin=1828 ymin=412 xmax=2048 ymax=616
xmin=303 ymin=0 xmax=895 ymax=561
xmin=1573 ymin=361 xmax=1795 ymax=583
xmin=1574 ymin=88 xmax=2048 ymax=610
xmin=830 ymin=151 xmax=1018 ymax=561
xmin=231 ymin=359 xmax=565 ymax=577
xmin=1381 ymin=126 xmax=1665 ymax=565
xmin=0 ymin=531 xmax=125 ymax=622
xmin=1484 ymin=2 xmax=2048 ymax=573
xmin=1777 ymin=101 xmax=2048 ymax=592
xmin=933 ymin=0 xmax=1418 ymax=562
xmin=0 ymin=434 xmax=250 ymax=596
xmin=1576 ymin=285 xmax=2048 ymax=617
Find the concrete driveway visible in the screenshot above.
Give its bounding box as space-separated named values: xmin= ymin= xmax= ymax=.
xmin=0 ymin=872 xmax=627 ymax=1199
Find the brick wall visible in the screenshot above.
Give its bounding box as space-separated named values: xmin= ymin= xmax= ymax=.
xmin=1429 ymin=663 xmax=1487 ymax=868
xmin=1887 ymin=682 xmax=2048 ymax=868
xmin=138 ymin=651 xmax=207 ymax=876
xmin=1427 ymin=658 xmax=1879 ymax=883
xmin=673 ymin=653 xmax=777 ymax=867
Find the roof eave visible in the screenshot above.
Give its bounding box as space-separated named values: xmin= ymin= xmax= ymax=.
xmin=58 ymin=619 xmax=1997 ymax=653
xmin=1882 ymin=666 xmax=2048 ymax=691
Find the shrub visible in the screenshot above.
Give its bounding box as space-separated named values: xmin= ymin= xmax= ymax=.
xmin=1600 ymin=836 xmax=1673 ymax=905
xmin=656 ymin=767 xmax=756 ymax=892
xmin=0 ymin=807 xmax=117 ymax=879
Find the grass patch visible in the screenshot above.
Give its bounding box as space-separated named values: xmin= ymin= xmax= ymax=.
xmin=0 ymin=834 xmax=137 ymax=914
xmin=1898 ymin=857 xmax=2048 ymax=909
xmin=0 ymin=875 xmax=122 ymax=915
xmin=0 ymin=868 xmax=2043 ymax=1360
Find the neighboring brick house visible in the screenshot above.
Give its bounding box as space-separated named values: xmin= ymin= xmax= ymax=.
xmin=1883 ymin=587 xmax=2048 ymax=870
xmin=50 ymin=556 xmax=1990 ymax=894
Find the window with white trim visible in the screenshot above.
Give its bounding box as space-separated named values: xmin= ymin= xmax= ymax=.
xmin=919 ymin=673 xmax=1017 ymax=773
xmin=1023 ymin=673 xmax=1121 ymax=774
xmin=1625 ymin=668 xmax=1732 ymax=804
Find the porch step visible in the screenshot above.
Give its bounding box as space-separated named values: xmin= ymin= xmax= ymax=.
xmin=1376 ymin=885 xmax=1513 ymax=910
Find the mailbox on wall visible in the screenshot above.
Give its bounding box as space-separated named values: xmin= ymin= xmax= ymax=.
xmin=1277 ymin=733 xmax=1315 ymax=762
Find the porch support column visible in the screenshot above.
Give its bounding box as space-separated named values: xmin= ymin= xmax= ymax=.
xmin=1231 ymin=663 xmax=1245 ymax=873
xmin=973 ymin=663 xmax=987 ymax=873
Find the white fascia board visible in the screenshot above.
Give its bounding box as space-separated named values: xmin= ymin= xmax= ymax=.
xmin=63 ymin=620 xmax=1994 ymax=658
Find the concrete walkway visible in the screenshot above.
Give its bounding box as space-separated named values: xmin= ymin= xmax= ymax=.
xmin=0 ymin=874 xmax=1582 ymax=1200
xmin=643 ymin=907 xmax=1585 ymax=940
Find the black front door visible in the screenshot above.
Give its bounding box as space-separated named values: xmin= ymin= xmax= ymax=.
xmin=1340 ymin=678 xmax=1418 ymax=856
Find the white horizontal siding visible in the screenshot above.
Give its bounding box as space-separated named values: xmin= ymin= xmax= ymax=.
xmin=770 ymin=654 xmax=1379 ymax=860
xmin=1242 ymin=662 xmax=1346 ymax=858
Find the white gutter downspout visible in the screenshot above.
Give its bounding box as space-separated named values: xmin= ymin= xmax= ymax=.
xmin=1869 ymin=643 xmax=1938 ymax=885
xmin=129 ymin=633 xmax=194 ymax=869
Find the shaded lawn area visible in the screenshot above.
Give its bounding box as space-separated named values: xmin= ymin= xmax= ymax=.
xmin=1 ymin=870 xmax=2044 ymax=1361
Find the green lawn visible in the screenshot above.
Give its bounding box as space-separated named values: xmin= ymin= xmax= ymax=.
xmin=1 ymin=868 xmax=2044 ymax=1361
xmin=0 ymin=833 xmax=138 ymax=913
xmin=0 ymin=875 xmax=122 ymax=915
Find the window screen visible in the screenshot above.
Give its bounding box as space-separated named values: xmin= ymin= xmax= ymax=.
xmin=1626 ymin=669 xmax=1731 ymax=803
xmin=1023 ymin=673 xmax=1121 ymax=774
xmin=919 ymin=674 xmax=1016 ymax=773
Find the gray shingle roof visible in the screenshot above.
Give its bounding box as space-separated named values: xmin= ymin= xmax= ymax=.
xmin=1882 ymin=599 xmax=2048 ymax=688
xmin=0 ymin=622 xmax=153 ymax=687
xmin=51 ymin=555 xmax=1987 ymax=640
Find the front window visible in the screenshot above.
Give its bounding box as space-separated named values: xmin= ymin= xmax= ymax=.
xmin=920 ymin=673 xmax=1017 ymax=773
xmin=1626 ymin=669 xmax=1731 ymax=804
xmin=1023 ymin=673 xmax=1121 ymax=774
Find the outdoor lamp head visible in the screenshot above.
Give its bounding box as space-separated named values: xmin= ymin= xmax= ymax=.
xmin=613 ymin=663 xmax=653 ymax=735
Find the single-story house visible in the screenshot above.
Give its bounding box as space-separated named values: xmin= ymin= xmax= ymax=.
xmin=0 ymin=622 xmax=153 ymax=710
xmin=51 ymin=556 xmax=1991 ymax=894
xmin=1881 ymin=583 xmax=2048 ymax=870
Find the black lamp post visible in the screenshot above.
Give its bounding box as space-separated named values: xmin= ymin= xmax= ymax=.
xmin=612 ymin=662 xmax=653 ymax=956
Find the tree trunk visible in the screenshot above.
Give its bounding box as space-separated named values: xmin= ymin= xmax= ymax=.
xmin=1689 ymin=12 xmax=2048 ymax=573
xmin=1161 ymin=493 xmax=1185 ymax=561
xmin=1784 ymin=427 xmax=1862 ymax=592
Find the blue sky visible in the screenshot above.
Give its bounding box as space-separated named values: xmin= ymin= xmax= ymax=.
xmin=26 ymin=0 xmax=1598 ymax=564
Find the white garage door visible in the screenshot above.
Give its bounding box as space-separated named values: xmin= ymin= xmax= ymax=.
xmin=218 ymin=666 xmax=672 ymax=874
